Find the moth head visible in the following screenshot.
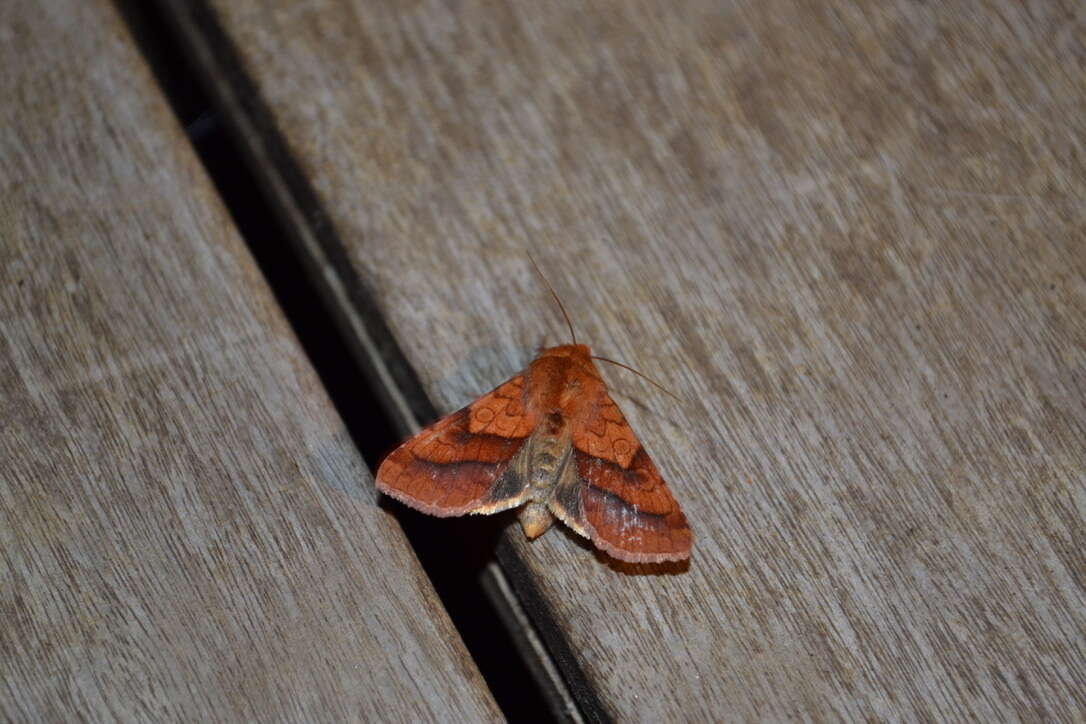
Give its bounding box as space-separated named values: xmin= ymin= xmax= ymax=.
xmin=538 ymin=343 xmax=592 ymax=361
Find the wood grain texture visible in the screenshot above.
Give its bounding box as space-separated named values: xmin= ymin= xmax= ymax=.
xmin=173 ymin=0 xmax=1086 ymax=719
xmin=0 ymin=1 xmax=502 ymax=720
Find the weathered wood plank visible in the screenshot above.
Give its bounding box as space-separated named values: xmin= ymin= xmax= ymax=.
xmin=170 ymin=0 xmax=1086 ymax=719
xmin=0 ymin=1 xmax=501 ymax=720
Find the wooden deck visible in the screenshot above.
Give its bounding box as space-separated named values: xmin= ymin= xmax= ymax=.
xmin=4 ymin=0 xmax=1084 ymax=720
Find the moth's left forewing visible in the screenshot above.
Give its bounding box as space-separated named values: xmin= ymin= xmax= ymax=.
xmin=561 ymin=391 xmax=693 ymax=563
xmin=375 ymin=373 xmax=536 ymax=516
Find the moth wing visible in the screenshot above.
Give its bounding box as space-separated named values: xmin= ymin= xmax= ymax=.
xmin=376 ymin=374 xmax=537 ymax=516
xmin=553 ymin=390 xmax=692 ymax=563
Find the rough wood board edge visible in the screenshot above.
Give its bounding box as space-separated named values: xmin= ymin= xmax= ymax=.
xmin=152 ymin=0 xmax=419 ymax=441
xmin=150 ymin=1 xmax=594 ymax=720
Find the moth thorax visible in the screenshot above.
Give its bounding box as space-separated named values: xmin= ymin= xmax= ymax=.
xmin=518 ymin=501 xmax=554 ymax=539
xmin=543 ymin=411 xmax=564 ymax=435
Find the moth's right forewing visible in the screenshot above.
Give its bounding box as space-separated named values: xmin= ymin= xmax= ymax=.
xmin=545 ymin=442 xmax=589 ymax=539
xmin=568 ymin=385 xmax=692 ymax=563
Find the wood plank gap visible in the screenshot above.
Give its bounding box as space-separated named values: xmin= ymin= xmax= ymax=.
xmin=117 ymin=0 xmax=596 ymax=720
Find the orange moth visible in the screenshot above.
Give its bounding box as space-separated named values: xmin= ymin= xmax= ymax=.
xmin=375 ymin=259 xmax=692 ymax=563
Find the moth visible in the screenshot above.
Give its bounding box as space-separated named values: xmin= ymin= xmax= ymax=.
xmin=375 ymin=262 xmax=692 ymax=563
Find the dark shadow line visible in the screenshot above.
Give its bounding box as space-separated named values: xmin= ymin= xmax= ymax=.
xmin=114 ymin=1 xmax=610 ymax=722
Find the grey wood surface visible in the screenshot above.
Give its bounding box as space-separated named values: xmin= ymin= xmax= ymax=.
xmin=0 ymin=1 xmax=502 ymax=720
xmin=167 ymin=0 xmax=1086 ymax=720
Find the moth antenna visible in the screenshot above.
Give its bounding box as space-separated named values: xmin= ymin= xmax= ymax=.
xmin=591 ymin=355 xmax=682 ymax=403
xmin=527 ymin=251 xmax=577 ymax=345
